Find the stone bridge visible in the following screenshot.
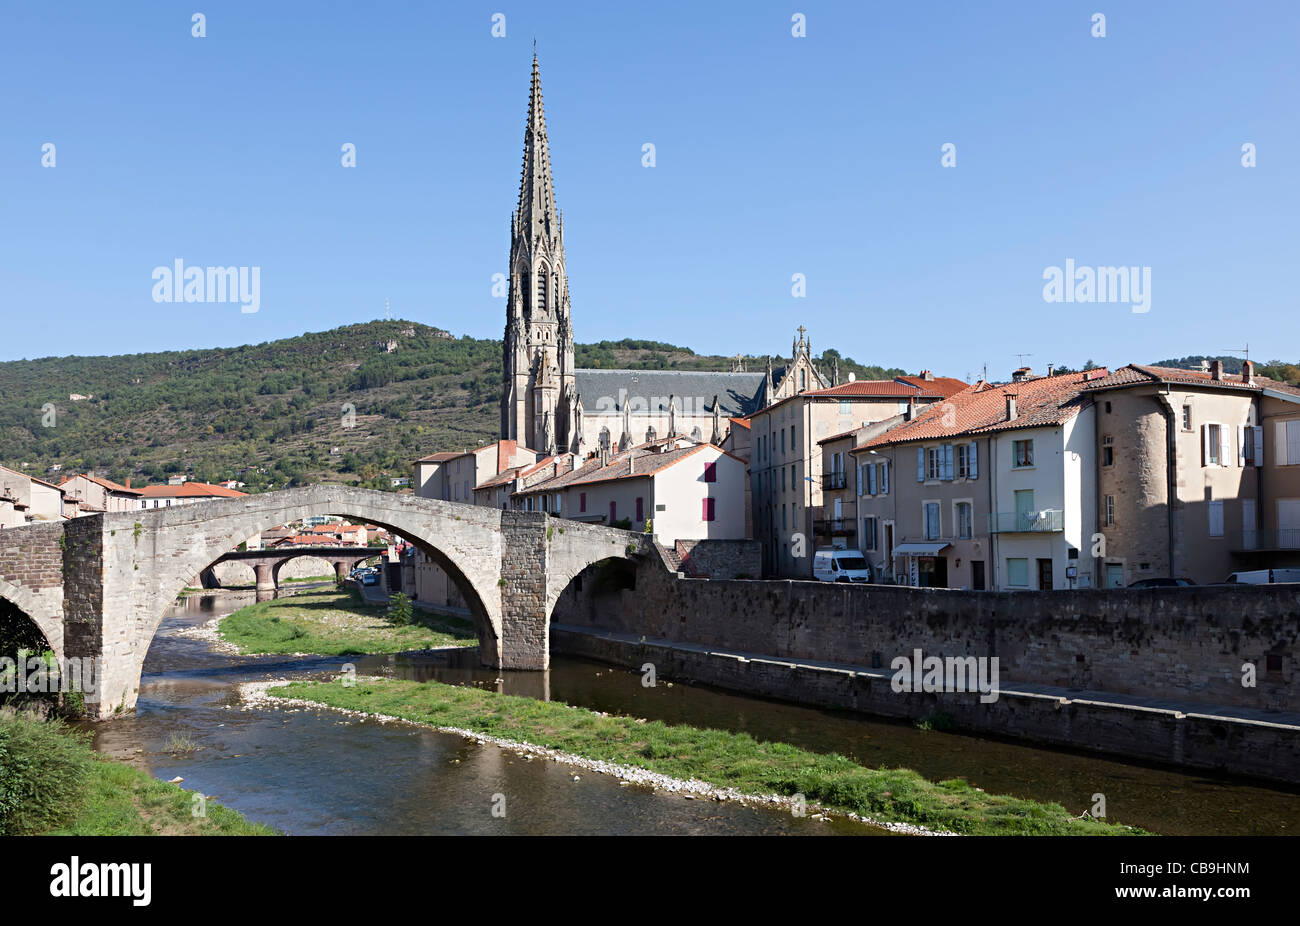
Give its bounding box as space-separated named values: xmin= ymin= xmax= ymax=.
xmin=199 ymin=545 xmax=384 ymax=591
xmin=0 ymin=485 xmax=650 ymax=718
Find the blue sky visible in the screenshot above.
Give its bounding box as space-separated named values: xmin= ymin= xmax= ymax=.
xmin=2 ymin=1 xmax=1297 ymax=380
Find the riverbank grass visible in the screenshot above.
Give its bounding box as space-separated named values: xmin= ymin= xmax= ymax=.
xmin=269 ymin=677 xmax=1146 ymax=836
xmin=0 ymin=708 xmax=274 ymax=835
xmin=217 ymin=588 xmax=476 ymax=656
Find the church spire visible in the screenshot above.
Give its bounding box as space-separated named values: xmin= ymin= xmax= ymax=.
xmin=517 ymin=53 xmax=560 ymax=248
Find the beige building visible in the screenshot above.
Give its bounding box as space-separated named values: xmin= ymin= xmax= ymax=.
xmin=57 ymin=473 xmax=141 ymax=514
xmin=515 ymin=438 xmax=748 ymax=546
xmin=749 ymin=372 xmax=966 ymax=577
xmin=0 ymin=466 xmax=69 ymax=529
xmin=1082 ymin=363 xmax=1274 ymax=586
xmin=1237 ymin=370 xmax=1300 ymax=570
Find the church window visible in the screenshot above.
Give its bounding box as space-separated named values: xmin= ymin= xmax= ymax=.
xmin=800 ymin=370 xmax=807 ymax=391
xmin=599 ymin=428 xmax=610 ymax=452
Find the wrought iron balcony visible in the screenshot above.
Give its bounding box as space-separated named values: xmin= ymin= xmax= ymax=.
xmin=988 ymin=509 xmax=1064 ymax=533
xmin=821 ymin=470 xmax=847 ymax=490
xmin=813 ymin=518 xmax=855 ymax=536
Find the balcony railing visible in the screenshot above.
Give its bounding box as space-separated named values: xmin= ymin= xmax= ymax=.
xmin=988 ymin=509 xmax=1064 ymax=533
xmin=813 ymin=518 xmax=855 ymax=535
xmin=821 ymin=470 xmax=847 ymax=490
xmin=1231 ymin=529 xmax=1300 ymax=551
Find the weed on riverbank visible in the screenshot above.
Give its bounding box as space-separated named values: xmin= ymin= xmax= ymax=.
xmin=269 ymin=677 xmax=1147 ymax=836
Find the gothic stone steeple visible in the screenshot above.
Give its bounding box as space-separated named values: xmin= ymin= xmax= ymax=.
xmin=501 ymin=54 xmax=576 ymax=452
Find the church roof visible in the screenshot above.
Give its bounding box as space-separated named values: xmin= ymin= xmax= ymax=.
xmin=573 ymin=369 xmax=765 ymax=418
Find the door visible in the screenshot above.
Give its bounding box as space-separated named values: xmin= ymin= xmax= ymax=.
xmin=1105 ymin=563 xmax=1124 ymax=588
xmin=1037 ymin=558 xmax=1053 ymax=590
xmin=1015 ymin=489 xmax=1035 ymax=531
xmin=884 ymin=522 xmax=895 ymax=580
xmin=1241 ymin=502 xmax=1256 ymax=550
xmin=1279 ymin=499 xmax=1300 ymax=549
xmin=971 ymin=560 xmax=986 ymax=591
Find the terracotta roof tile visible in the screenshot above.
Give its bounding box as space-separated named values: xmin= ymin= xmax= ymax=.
xmin=137 ymin=481 xmax=248 ymax=498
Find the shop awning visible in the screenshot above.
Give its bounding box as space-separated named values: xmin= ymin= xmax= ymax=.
xmin=893 ymin=542 xmax=951 ymax=556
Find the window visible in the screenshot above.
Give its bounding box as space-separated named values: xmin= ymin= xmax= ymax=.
xmin=1102 ymin=435 xmax=1114 ymax=467
xmin=926 ymin=447 xmax=943 ymax=480
xmin=863 ymin=517 xmax=878 ymax=551
xmin=956 ymin=502 xmax=972 ymax=539
xmin=609 ymin=501 xmax=616 ymax=523
xmin=702 ymin=497 xmax=716 ymax=521
xmin=1277 ymin=420 xmax=1300 ymax=466
xmin=1206 ymin=423 xmax=1222 ymax=465
xmin=790 ymin=425 xmax=796 ymax=448
xmin=1012 ymin=439 xmax=1034 ymax=467
xmin=636 ymin=497 xmax=644 ymax=521
xmin=924 ymin=502 xmax=941 ymax=540
xmin=781 ymin=505 xmax=787 ymax=529
xmin=955 ymin=444 xmax=970 ymax=479
xmin=580 ymin=492 xmax=586 ymax=512
xmin=704 ymin=461 xmax=717 ymax=483
xmin=877 ymin=461 xmax=889 ymax=494
xmin=839 ymin=399 xmax=851 ymax=414
xmin=1104 ymin=494 xmax=1115 ymax=526
xmin=781 ymin=430 xmax=786 ymax=454
xmin=781 ymin=467 xmax=787 ymax=491
xmin=1105 ymin=401 xmax=1112 ymax=414
xmin=1182 ymin=405 xmax=1192 ymax=431
xmin=1208 ymin=500 xmax=1224 ymax=537
xmin=1007 ymin=557 xmax=1029 ymax=587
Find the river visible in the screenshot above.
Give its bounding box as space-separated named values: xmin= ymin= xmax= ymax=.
xmin=88 ymin=588 xmax=1300 ymax=835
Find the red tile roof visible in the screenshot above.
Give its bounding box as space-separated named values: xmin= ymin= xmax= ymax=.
xmin=1083 ymin=364 xmax=1270 ymax=393
xmin=895 ymin=375 xmax=970 ymax=398
xmin=59 ymin=474 xmax=141 ymax=496
xmin=728 ymin=417 xmax=751 ymax=430
xmin=137 ymin=481 xmax=248 ymax=499
xmin=519 ymin=441 xmax=741 ymax=494
xmin=859 ymin=371 xmax=1105 ymax=449
xmin=415 ymin=452 xmax=461 ymax=463
xmin=807 ymin=380 xmax=941 ymax=398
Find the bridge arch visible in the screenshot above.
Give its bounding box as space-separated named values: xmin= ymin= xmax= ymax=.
xmin=0 ymin=578 xmax=64 ymax=663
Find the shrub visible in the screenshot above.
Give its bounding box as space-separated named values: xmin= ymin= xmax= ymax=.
xmin=0 ymin=708 xmax=90 ymax=835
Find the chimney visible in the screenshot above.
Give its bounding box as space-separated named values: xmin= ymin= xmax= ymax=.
xmin=1047 ymin=363 xmax=1054 ymax=377
xmin=1210 ymin=360 xmax=1224 ymax=381
xmin=1242 ymin=360 xmax=1254 ymax=384
xmin=905 ymin=396 xmax=917 ymax=421
xmin=1012 ymin=367 xmax=1032 ymax=383
xmin=1005 ymin=393 xmax=1017 ymax=421
xmin=125 ymin=478 xmax=131 ymax=488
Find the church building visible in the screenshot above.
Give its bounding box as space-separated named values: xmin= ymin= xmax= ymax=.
xmin=500 ymin=56 xmax=830 ymax=455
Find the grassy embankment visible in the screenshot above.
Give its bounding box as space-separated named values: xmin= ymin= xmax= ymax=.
xmin=269 ymin=677 xmax=1147 ymax=836
xmin=218 ymin=587 xmax=476 ymax=656
xmin=0 ymin=708 xmax=274 ymax=835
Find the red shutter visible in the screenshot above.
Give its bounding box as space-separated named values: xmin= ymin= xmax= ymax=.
xmin=704 ymin=461 xmax=717 ymax=483
xmin=609 ymin=501 xmax=616 ymax=523
xmin=702 ymin=497 xmax=715 ymax=521
xmin=636 ymin=497 xmax=644 ymax=521
xmin=580 ymin=492 xmax=586 ymax=512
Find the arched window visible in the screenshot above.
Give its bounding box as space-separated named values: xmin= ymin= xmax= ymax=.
xmin=536 ymin=265 xmax=549 ymax=313
xmin=800 ymin=369 xmax=807 ymax=391
xmin=599 ymin=427 xmax=611 ymax=452
xmin=645 ymin=426 xmax=657 ymax=443
xmin=691 ymin=426 xmax=703 ymax=442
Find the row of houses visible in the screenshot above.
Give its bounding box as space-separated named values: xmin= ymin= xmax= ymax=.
xmin=807 ymin=361 xmax=1300 ymax=589
xmin=0 ymin=470 xmax=248 ymax=529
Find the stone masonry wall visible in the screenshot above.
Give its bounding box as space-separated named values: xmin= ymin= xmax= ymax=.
xmin=553 ymin=561 xmax=1300 ymax=714
xmin=0 ymin=521 xmax=67 ymax=655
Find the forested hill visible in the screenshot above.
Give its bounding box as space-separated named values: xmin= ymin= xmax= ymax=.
xmin=0 ymin=321 xmax=904 ymax=493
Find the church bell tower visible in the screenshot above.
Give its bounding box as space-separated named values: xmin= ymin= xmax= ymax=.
xmin=501 ymin=54 xmax=576 ymax=455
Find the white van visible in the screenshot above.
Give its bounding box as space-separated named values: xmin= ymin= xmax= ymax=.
xmin=1224 ymin=568 xmax=1300 ymax=585
xmin=813 ymin=548 xmax=873 ymax=583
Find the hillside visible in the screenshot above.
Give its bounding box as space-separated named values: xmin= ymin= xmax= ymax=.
xmin=0 ymin=322 xmax=904 ymax=492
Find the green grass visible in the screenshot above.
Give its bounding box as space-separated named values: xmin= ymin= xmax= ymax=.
xmin=218 ymin=588 xmax=476 ymax=656
xmin=269 ymin=677 xmax=1148 ymax=836
xmin=0 ymin=708 xmax=274 ymax=835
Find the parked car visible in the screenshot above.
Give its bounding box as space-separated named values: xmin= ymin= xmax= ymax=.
xmin=361 ymin=572 xmax=380 ymax=586
xmin=813 ymin=548 xmax=873 ymax=583
xmin=1223 ymin=568 xmax=1300 ymax=585
xmin=1128 ymin=577 xmax=1196 ymax=588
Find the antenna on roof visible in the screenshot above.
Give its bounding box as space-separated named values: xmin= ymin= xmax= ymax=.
xmin=1013 ymin=352 xmax=1033 ymax=367
xmin=385 ymin=297 xmax=391 ymax=321
xmin=1220 ymin=344 xmax=1250 ymax=365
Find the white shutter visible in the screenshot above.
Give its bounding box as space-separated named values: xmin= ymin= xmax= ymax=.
xmin=968 ymin=442 xmax=978 ymax=479
xmin=1220 ymin=425 xmax=1233 ymax=468
xmin=1289 ymin=420 xmax=1300 ymax=467
xmin=1237 ymin=426 xmax=1247 ymax=467
xmin=1241 ymin=502 xmax=1256 ymax=550
xmin=1208 ymin=500 xmax=1224 ymax=537
xmin=1203 ymin=425 xmax=1212 ymax=466
xmin=1252 ymin=426 xmax=1264 ymax=467
xmin=1278 ymin=422 xmax=1290 ymax=466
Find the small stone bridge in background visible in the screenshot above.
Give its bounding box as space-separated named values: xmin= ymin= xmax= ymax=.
xmin=200 ymin=545 xmax=383 ymax=591
xmin=0 ymin=485 xmax=650 ymax=718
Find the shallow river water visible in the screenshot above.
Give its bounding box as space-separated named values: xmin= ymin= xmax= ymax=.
xmin=89 ymin=588 xmax=1300 ymax=835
